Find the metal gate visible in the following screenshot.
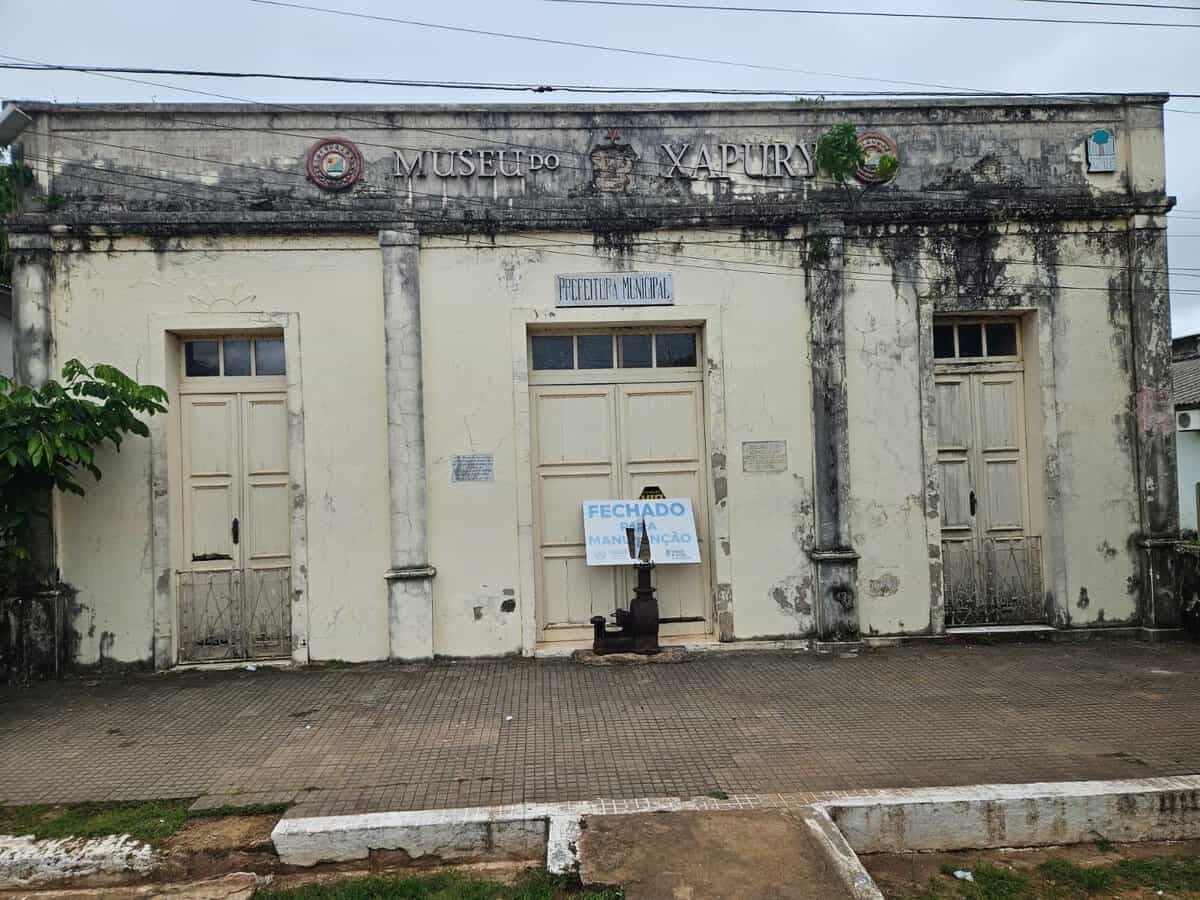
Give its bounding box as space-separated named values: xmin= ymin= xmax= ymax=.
xmin=177 ymin=567 xmax=291 ymax=662
xmin=943 ymin=537 xmax=1044 ymax=626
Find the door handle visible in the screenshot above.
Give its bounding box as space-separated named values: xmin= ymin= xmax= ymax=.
xmin=969 ymin=490 xmax=977 ymax=517
xmin=232 ymin=517 xmax=240 ymax=545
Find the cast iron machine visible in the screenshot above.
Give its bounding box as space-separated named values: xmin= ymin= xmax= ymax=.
xmin=590 ymin=516 xmax=661 ymax=655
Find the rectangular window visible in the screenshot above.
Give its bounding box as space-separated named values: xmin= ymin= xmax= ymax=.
xmin=656 ymin=333 xmax=697 ymax=367
xmin=933 ymin=325 xmax=956 ymax=360
xmin=183 ymin=337 xmax=286 ymax=377
xmin=577 ymin=335 xmax=614 ymax=369
xmin=985 ymin=322 xmax=1018 ymax=357
xmin=933 ymin=319 xmax=1021 ymax=362
xmin=223 ymin=340 xmax=252 ymax=376
xmin=618 ymin=334 xmax=653 ymax=368
xmin=529 ymin=329 xmax=701 ymax=373
xmin=957 ymin=323 xmax=983 ymax=358
xmin=531 ymin=335 xmax=574 ymax=370
xmin=254 ymin=339 xmax=287 ymax=376
xmin=184 ymin=341 xmax=220 ymax=377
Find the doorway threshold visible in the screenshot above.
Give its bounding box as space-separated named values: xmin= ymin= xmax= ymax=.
xmin=534 ymin=633 xmax=716 ymax=659
xmin=172 ymin=657 xmax=294 ymax=672
xmin=947 ymin=624 xmax=1056 ymax=636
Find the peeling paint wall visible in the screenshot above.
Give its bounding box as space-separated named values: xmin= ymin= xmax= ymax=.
xmin=1051 ymin=230 xmax=1142 ymax=625
xmin=7 ymin=94 xmax=1177 ymax=661
xmin=420 ymin=229 xmax=817 ymax=651
xmin=845 ymin=240 xmax=932 ymax=635
xmin=50 ymin=235 xmax=391 ymax=664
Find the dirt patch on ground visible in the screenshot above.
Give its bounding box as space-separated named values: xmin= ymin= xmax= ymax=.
xmin=865 ymin=838 xmax=1200 ymax=898
xmin=579 ymin=809 xmax=853 ymax=899
xmin=164 ymin=814 xmax=278 ymax=854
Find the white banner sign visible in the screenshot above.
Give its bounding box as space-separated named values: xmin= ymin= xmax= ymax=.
xmin=582 ymin=498 xmax=701 ymax=566
xmin=557 ymin=272 xmax=673 ymax=308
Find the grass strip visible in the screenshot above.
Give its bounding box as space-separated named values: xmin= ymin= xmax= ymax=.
xmin=255 ymin=869 xmax=623 ymax=900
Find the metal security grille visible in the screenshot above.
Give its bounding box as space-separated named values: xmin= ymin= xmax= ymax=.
xmin=177 ymin=567 xmax=291 ymax=662
xmin=943 ymin=537 xmax=1044 ymax=626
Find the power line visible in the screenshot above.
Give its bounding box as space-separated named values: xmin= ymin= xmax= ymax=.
xmin=243 ymin=0 xmax=1009 ymax=90
xmin=1010 ymin=0 xmax=1200 ymax=9
xmin=5 ymin=62 xmax=1197 ymax=99
xmin=539 ymin=0 xmax=1200 ymax=27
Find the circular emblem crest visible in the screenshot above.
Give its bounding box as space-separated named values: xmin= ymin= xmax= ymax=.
xmin=306 ymin=138 xmax=362 ymax=192
xmin=855 ymin=132 xmax=899 ymax=184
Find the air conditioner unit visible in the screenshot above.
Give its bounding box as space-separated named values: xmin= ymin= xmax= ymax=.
xmin=1179 ymin=411 xmax=1200 ymax=432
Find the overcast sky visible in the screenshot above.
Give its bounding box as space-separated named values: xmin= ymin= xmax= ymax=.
xmin=3 ymin=0 xmax=1199 ymax=333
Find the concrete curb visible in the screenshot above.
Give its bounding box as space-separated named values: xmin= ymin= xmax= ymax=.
xmin=0 ymin=833 xmax=158 ymax=888
xmin=821 ymin=774 xmax=1200 ymax=853
xmin=271 ymin=774 xmax=1200 ymax=892
xmin=801 ymin=807 xmax=885 ymax=900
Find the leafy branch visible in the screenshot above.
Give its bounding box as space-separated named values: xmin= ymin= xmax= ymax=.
xmin=813 ymin=123 xmax=899 ymax=204
xmin=0 ymin=362 xmax=168 ymax=592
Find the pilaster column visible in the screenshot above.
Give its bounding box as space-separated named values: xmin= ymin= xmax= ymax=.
xmin=11 ymin=232 xmax=52 ymax=388
xmin=807 ymin=221 xmax=859 ymax=640
xmin=380 ymin=226 xmax=435 ymax=659
xmin=1128 ymin=214 xmax=1179 ymax=626
xmin=10 ymin=232 xmax=56 ymax=584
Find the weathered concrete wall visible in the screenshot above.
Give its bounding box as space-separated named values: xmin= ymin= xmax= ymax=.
xmin=1050 ymin=230 xmax=1142 ymax=625
xmin=419 ymin=229 xmax=816 ymax=652
xmin=50 ymin=234 xmax=390 ymax=664
xmin=5 ymin=94 xmax=1176 ymax=660
xmin=14 ymin=97 xmax=1164 ymax=229
xmin=0 ymin=288 xmax=13 ymax=379
xmin=844 ymin=241 xmax=932 ymax=636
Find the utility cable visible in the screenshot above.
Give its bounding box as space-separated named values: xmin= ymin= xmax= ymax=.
xmin=539 ymin=0 xmax=1200 ymax=27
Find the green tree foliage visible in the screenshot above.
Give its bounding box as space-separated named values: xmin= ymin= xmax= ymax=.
xmin=814 ymin=123 xmax=899 ymax=191
xmin=0 ymin=361 xmax=168 ymax=592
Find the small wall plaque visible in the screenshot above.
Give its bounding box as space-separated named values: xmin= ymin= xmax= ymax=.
xmin=742 ymin=440 xmax=788 ymax=473
xmin=556 ymin=272 xmax=673 ymax=307
xmin=451 ymin=453 xmax=494 ymax=483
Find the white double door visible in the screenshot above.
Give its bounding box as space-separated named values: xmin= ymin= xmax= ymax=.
xmin=179 ymin=391 xmax=291 ymax=659
xmin=935 ymin=369 xmax=1042 ymax=623
xmin=532 ymin=382 xmax=711 ymax=642
xmin=935 ymin=370 xmax=1029 ymax=548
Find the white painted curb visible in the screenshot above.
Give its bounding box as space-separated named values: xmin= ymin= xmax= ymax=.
xmin=0 ymin=833 xmax=158 ymax=888
xmin=821 ymin=774 xmax=1200 ymax=853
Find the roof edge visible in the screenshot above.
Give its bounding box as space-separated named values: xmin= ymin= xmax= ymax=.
xmin=3 ymin=94 xmax=1172 ymax=116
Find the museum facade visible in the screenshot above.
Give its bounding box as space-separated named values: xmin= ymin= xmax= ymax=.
xmin=2 ymin=95 xmax=1180 ymax=666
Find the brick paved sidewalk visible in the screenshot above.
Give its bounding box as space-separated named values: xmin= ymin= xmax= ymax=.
xmin=1 ymin=642 xmax=1198 ymax=819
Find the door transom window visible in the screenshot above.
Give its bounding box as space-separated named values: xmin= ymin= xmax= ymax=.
xmin=530 ymin=330 xmax=699 ymax=373
xmin=183 ymin=336 xmax=286 ymax=379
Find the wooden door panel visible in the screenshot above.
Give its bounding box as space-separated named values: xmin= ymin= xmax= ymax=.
xmin=243 ymin=394 xmax=289 ymax=474
xmin=241 ymin=394 xmax=291 ymax=570
xmin=532 ymin=386 xmax=620 ymax=637
xmin=974 ymin=375 xmax=1027 ymax=538
xmin=935 ymin=378 xmax=971 ymax=449
xmin=618 ymin=384 xmax=710 ymax=630
xmin=938 ymin=459 xmax=973 ymax=532
xmin=619 ymin=385 xmax=702 ymax=463
xmin=982 ymin=459 xmax=1023 ymax=532
xmin=540 ymin=552 xmax=619 ymax=629
xmin=979 ymin=380 xmax=1019 ymax=450
xmin=182 ymin=395 xmax=239 ymax=571
xmin=535 ymin=389 xmax=615 ymax=465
